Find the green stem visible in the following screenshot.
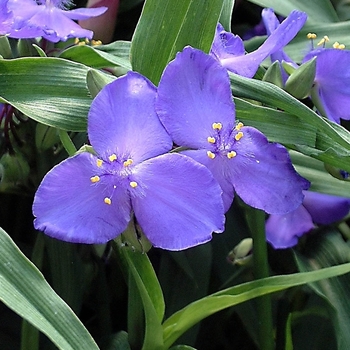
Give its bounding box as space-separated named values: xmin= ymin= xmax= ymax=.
xmin=58 ymin=129 xmax=77 ymax=157
xmin=246 ymin=206 xmax=274 ymax=350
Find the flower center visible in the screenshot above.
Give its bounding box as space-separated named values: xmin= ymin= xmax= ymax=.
xmin=206 ymin=121 xmax=244 ymax=160
xmin=90 ymin=154 xmax=138 ymax=205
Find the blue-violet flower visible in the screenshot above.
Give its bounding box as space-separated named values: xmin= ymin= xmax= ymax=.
xmin=33 ymin=72 xmax=225 ymax=250
xmin=4 ymin=0 xmax=107 ymax=42
xmin=156 ymin=47 xmax=309 ymax=213
xmin=266 ymin=191 xmax=350 ymax=248
xmin=210 ymin=10 xmax=307 ymax=78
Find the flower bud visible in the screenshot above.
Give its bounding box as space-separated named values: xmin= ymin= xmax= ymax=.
xmin=227 ymin=238 xmax=253 ymax=266
xmin=285 ymin=57 xmax=316 ymax=99
xmin=324 ymin=163 xmax=350 ymax=181
xmin=262 ymin=61 xmax=284 ymax=88
xmin=0 ymin=36 xmax=12 ymax=59
xmin=35 ymin=123 xmax=60 ymax=152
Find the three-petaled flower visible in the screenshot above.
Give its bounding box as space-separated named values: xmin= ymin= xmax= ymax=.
xmin=266 ymin=191 xmax=350 ymax=248
xmin=3 ymin=0 xmax=107 ymax=42
xmin=210 ymin=10 xmax=307 ymax=78
xmin=156 ymin=47 xmax=309 ymax=213
xmin=33 ymin=72 xmax=225 ymax=251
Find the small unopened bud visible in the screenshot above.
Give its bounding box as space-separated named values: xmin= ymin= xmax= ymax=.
xmin=0 ymin=36 xmax=12 ymax=59
xmin=324 ymin=164 xmax=350 ymax=181
xmin=285 ymin=57 xmax=316 ymax=99
xmin=262 ymin=61 xmax=284 ymax=88
xmin=35 ymin=123 xmax=60 ymax=151
xmin=227 ymin=238 xmax=253 ymax=266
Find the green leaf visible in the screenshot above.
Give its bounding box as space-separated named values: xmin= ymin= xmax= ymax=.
xmin=0 ymin=57 xmax=92 ymax=131
xmin=0 ymin=227 xmax=98 ymax=350
xmin=131 ymin=0 xmax=224 ymax=84
xmin=114 ymin=242 xmax=165 ymax=350
xmin=246 ymin=0 xmax=339 ymax=23
xmin=295 ymin=231 xmax=350 ymax=350
xmin=59 ymin=41 xmax=132 ymax=70
xmin=219 ymin=0 xmax=235 ymax=31
xmin=86 ymin=69 xmax=117 ymax=98
xmin=229 ymin=74 xmax=350 ymax=172
xmin=162 ymin=262 xmax=350 ymax=348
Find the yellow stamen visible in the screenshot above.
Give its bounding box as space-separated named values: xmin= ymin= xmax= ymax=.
xmin=104 ymin=197 xmax=111 ymax=205
xmin=90 ymin=175 xmax=100 ymax=183
xmin=96 ymin=159 xmax=103 ymax=167
xmin=235 ymin=131 xmax=244 ymax=141
xmin=123 ymin=159 xmax=133 ymax=167
xmin=235 ymin=122 xmax=244 ymax=130
xmin=207 ymin=136 xmax=216 ymax=144
xmin=78 ymin=41 xmax=86 ymax=46
xmin=91 ymin=40 xmax=102 ymax=46
xmin=74 ymin=38 xmax=80 ymax=45
xmin=212 ymin=122 xmax=222 ymax=130
xmin=108 ymin=154 xmax=117 ymax=162
xmin=307 ymin=33 xmax=317 ymax=39
xmin=227 ymin=151 xmax=237 ymax=159
xmin=333 ymin=41 xmax=345 ymax=49
xmin=130 ymin=181 xmax=138 ymax=188
xmin=207 ymin=151 xmax=216 ymax=159
xmin=317 ymin=35 xmax=329 ymax=46
xmin=85 ymin=38 xmax=90 ymax=44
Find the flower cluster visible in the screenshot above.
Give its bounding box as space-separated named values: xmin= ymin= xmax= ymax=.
xmin=0 ymin=0 xmax=107 ymax=42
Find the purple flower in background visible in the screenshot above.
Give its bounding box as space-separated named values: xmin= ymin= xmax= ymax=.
xmin=156 ymin=47 xmax=309 ymax=213
xmin=210 ymin=10 xmax=307 ymax=78
xmin=33 ymin=72 xmax=225 ymax=251
xmin=266 ymin=191 xmax=350 ymax=248
xmin=303 ymin=48 xmax=350 ymax=123
xmin=0 ymin=0 xmax=13 ymax=35
xmin=5 ymin=0 xmax=107 ymax=42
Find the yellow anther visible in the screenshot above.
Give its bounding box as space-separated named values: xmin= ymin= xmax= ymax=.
xmin=90 ymin=175 xmax=100 ymax=183
xmin=207 ymin=151 xmax=216 ymax=159
xmin=235 ymin=122 xmax=244 ymax=130
xmin=212 ymin=122 xmax=222 ymax=130
xmin=85 ymin=38 xmax=90 ymax=44
xmin=123 ymin=159 xmax=133 ymax=167
xmin=130 ymin=181 xmax=138 ymax=188
xmin=74 ymin=38 xmax=80 ymax=45
xmin=91 ymin=40 xmax=102 ymax=46
xmin=317 ymin=35 xmax=329 ymax=46
xmin=104 ymin=197 xmax=112 ymax=205
xmin=227 ymin=151 xmax=237 ymax=159
xmin=333 ymin=41 xmax=345 ymax=49
xmin=207 ymin=136 xmax=216 ymax=144
xmin=96 ymin=159 xmax=103 ymax=167
xmin=78 ymin=41 xmax=86 ymax=46
xmin=108 ymin=154 xmax=117 ymax=162
xmin=235 ymin=131 xmax=244 ymax=141
xmin=307 ymin=33 xmax=317 ymax=39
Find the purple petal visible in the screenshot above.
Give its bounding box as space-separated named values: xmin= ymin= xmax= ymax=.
xmin=64 ymin=7 xmax=107 ymax=20
xmin=302 ymin=191 xmax=350 ymax=225
xmin=261 ymin=8 xmax=280 ymax=35
xmin=304 ymin=49 xmax=350 ymax=123
xmin=130 ymin=153 xmax=225 ymax=250
xmin=216 ymin=10 xmax=307 ymax=77
xmin=33 ymin=152 xmax=131 ymax=243
xmin=89 ymin=71 xmax=172 ymax=163
xmin=266 ymin=204 xmax=314 ymax=249
xmin=228 ymin=127 xmax=309 ymax=214
xmin=156 ymin=46 xmax=235 ymax=148
xmin=182 ymin=149 xmax=235 ymax=211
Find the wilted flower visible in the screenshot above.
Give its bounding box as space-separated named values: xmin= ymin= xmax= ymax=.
xmin=4 ymin=0 xmax=107 ymax=42
xmin=33 ymin=72 xmax=225 ymax=251
xmin=156 ymin=46 xmax=309 ymax=213
xmin=266 ymin=191 xmax=350 ymax=248
xmin=210 ymin=10 xmax=307 ymax=78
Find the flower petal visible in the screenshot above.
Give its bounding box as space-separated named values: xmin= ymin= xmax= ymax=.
xmin=64 ymin=6 xmax=107 ymax=20
xmin=266 ymin=204 xmax=314 ymax=249
xmin=302 ymin=191 xmax=350 ymax=225
xmin=130 ymin=153 xmax=225 ymax=250
xmin=89 ymin=71 xmax=172 ymax=163
xmin=217 ymin=10 xmax=307 ymax=78
xmin=33 ymin=152 xmax=131 ymax=243
xmin=228 ymin=127 xmax=309 ymax=214
xmin=156 ymin=46 xmax=235 ymax=149
xmin=182 ymin=149 xmax=235 ymax=211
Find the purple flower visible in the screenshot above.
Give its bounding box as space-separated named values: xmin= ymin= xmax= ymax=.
xmin=0 ymin=0 xmax=13 ymax=35
xmin=266 ymin=191 xmax=350 ymax=248
xmin=33 ymin=72 xmax=225 ymax=251
xmin=303 ymin=48 xmax=350 ymax=124
xmin=210 ymin=10 xmax=307 ymax=78
xmin=156 ymin=47 xmax=309 ymax=213
xmin=5 ymin=0 xmax=107 ymax=42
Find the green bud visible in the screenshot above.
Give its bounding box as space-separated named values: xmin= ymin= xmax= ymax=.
xmin=281 ymin=60 xmax=297 ymax=75
xmin=324 ymin=163 xmax=350 ymax=181
xmin=0 ymin=36 xmax=12 ymax=59
xmin=17 ymin=39 xmax=39 ymax=57
xmin=262 ymin=61 xmax=284 ymax=88
xmin=285 ymin=57 xmax=316 ymax=99
xmin=35 ymin=123 xmax=60 ymax=151
xmin=227 ymin=238 xmax=253 ymax=266
xmin=0 ymin=153 xmax=30 ymax=191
